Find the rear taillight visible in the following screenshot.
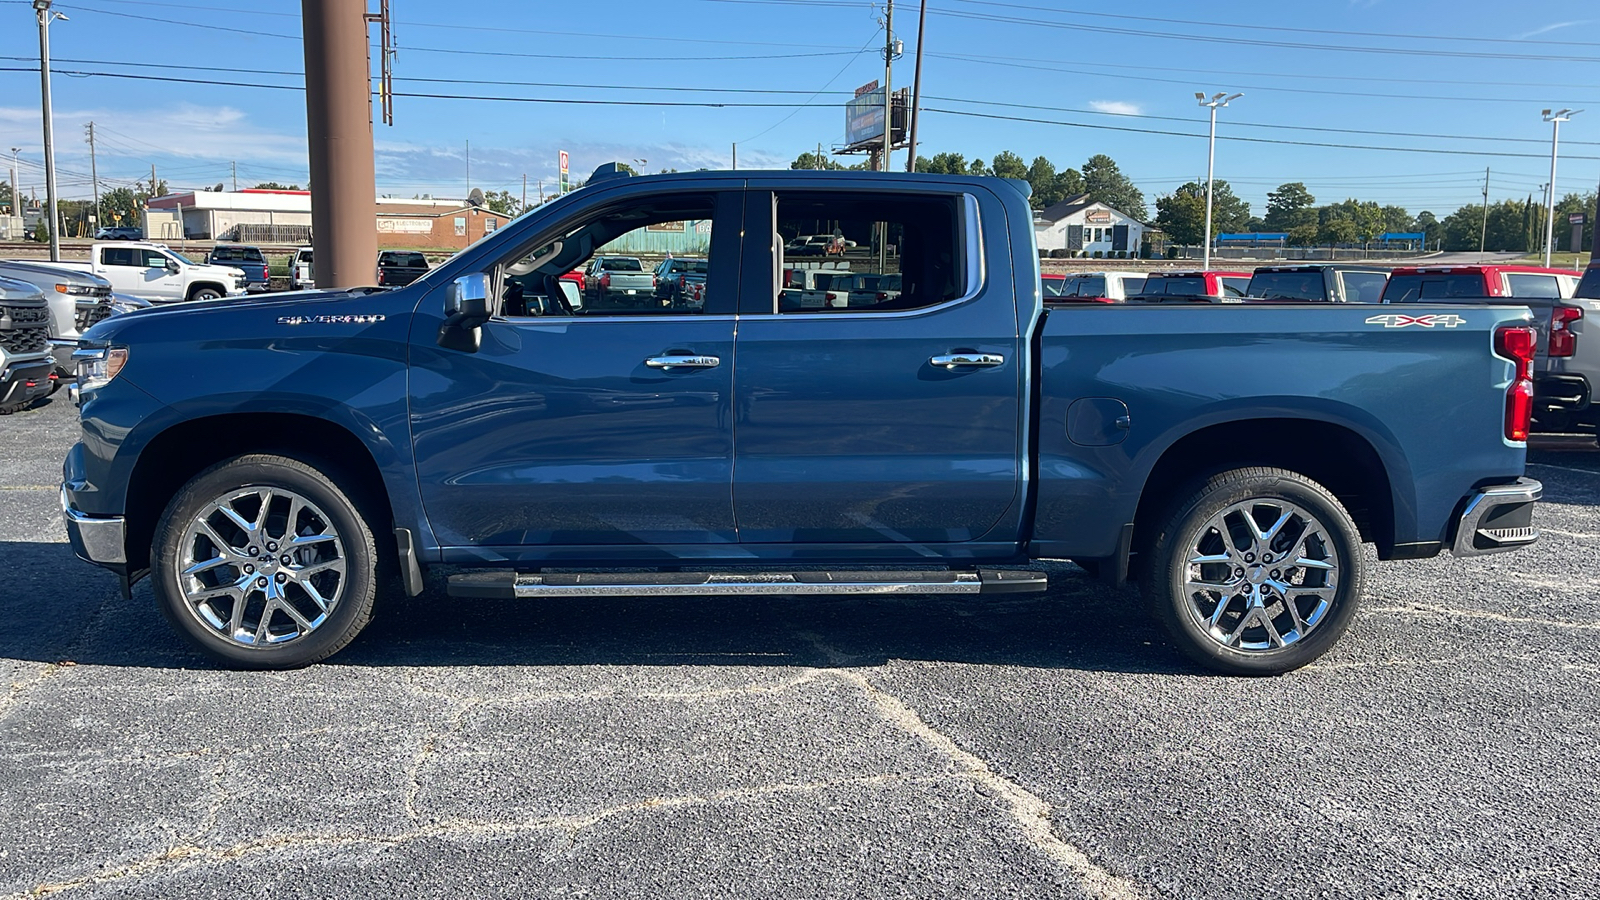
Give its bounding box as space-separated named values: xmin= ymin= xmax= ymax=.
xmin=1550 ymin=305 xmax=1583 ymax=358
xmin=600 ymin=273 xmax=611 ymax=289
xmin=1495 ymin=325 xmax=1537 ymax=442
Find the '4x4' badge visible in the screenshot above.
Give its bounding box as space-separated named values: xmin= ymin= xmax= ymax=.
xmin=1365 ymin=313 xmax=1466 ymax=328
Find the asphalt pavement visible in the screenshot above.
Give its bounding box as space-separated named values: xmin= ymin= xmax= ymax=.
xmin=2 ymin=394 xmax=1597 ymax=899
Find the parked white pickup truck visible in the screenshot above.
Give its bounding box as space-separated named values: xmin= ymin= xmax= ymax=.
xmin=53 ymin=242 xmax=247 ymax=303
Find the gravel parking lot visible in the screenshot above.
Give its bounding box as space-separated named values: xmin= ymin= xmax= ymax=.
xmin=2 ymin=394 xmax=1598 ymax=899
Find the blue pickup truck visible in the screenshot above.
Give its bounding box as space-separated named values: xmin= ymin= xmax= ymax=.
xmin=61 ymin=168 xmax=1543 ymax=675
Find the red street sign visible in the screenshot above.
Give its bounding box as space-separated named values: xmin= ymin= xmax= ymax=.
xmin=559 ymin=150 xmax=569 ymax=174
xmin=854 ymin=80 xmax=879 ymax=97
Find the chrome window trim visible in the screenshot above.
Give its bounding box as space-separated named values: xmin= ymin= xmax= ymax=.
xmin=765 ymin=191 xmax=986 ymax=321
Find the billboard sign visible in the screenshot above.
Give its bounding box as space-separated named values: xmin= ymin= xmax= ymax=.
xmin=559 ymin=149 xmax=570 ymax=192
xmin=1570 ymin=212 xmax=1587 ymax=225
xmin=846 ymin=86 xmax=886 ymax=148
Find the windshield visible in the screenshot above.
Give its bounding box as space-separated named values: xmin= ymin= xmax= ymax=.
xmin=1248 ymin=272 xmax=1324 ymax=301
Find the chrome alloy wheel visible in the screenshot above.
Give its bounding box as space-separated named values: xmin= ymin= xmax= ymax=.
xmin=1182 ymin=499 xmax=1340 ymax=653
xmin=177 ymin=487 xmax=347 ymax=647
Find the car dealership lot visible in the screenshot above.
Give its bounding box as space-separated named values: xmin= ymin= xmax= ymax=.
xmin=2 ymin=395 xmax=1598 ymax=899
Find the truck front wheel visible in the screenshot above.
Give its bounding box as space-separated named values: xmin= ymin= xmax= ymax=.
xmin=1141 ymin=467 xmax=1365 ymax=676
xmin=189 ymin=285 xmax=223 ymax=302
xmin=151 ymin=454 xmax=379 ymax=668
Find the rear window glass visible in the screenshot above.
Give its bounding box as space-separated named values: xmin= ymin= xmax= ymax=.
xmin=1122 ymin=277 xmax=1145 ymax=295
xmin=1143 ymin=276 xmax=1207 ymax=296
xmin=1384 ymin=274 xmax=1486 ymax=303
xmin=599 ymin=258 xmax=643 ymax=272
xmin=1505 ymin=273 xmax=1561 ymax=298
xmin=1222 ymin=277 xmax=1249 ymax=297
xmin=210 ymin=247 xmax=263 ymax=263
xmin=1041 ymin=277 xmax=1067 ymax=298
xmin=1341 ymin=272 xmax=1388 ymax=303
xmin=1578 ymin=267 xmax=1600 ymax=299
xmin=1248 ymin=272 xmax=1324 ymax=301
xmin=668 ymin=259 xmax=708 ymax=274
xmin=382 ymin=252 xmax=427 ymax=267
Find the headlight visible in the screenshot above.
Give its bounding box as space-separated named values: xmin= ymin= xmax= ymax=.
xmin=55 ymin=283 xmax=98 ymax=297
xmin=73 ymin=346 xmax=128 ymax=391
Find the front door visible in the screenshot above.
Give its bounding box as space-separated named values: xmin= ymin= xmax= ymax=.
xmin=730 ymin=184 xmax=1024 ymax=545
xmin=408 ymin=188 xmax=743 ymax=555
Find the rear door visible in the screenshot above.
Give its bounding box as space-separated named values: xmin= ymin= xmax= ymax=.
xmin=730 ymin=181 xmax=1023 ymax=547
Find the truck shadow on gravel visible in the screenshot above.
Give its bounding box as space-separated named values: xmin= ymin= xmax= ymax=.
xmin=0 ymin=543 xmax=1192 ymax=675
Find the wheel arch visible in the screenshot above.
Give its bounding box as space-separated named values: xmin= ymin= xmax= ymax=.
xmin=185 ymin=281 xmax=227 ymax=301
xmin=1130 ymin=415 xmax=1401 ymax=577
xmin=124 ymin=412 xmax=394 ymax=573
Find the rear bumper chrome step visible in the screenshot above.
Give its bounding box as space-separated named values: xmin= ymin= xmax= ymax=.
xmin=446 ymin=568 xmax=1047 ymax=600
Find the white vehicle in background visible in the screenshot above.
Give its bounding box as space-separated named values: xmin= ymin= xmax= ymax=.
xmin=51 ymin=242 xmax=247 ymax=303
xmin=290 ymin=247 xmax=315 ymax=291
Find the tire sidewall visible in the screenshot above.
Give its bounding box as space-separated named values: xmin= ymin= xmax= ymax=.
xmin=192 ymin=288 xmax=222 ymax=302
xmin=1149 ymin=470 xmax=1365 ymax=676
xmin=152 ymin=455 xmax=378 ymax=668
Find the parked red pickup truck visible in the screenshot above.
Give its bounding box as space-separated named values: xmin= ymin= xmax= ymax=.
xmin=1128 ymin=270 xmax=1251 ymax=303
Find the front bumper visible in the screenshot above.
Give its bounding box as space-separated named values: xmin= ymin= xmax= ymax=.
xmin=61 ymin=486 xmax=126 ymax=565
xmin=1450 ymin=478 xmax=1542 ymax=558
xmin=0 ymin=358 xmax=54 ymax=407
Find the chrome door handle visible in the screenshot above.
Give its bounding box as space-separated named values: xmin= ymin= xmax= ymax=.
xmin=930 ymin=353 xmax=1004 ymax=369
xmin=645 ymin=355 xmax=720 ymax=369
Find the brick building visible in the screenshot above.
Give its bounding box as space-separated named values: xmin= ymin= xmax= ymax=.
xmin=374 ymin=199 xmax=508 ymax=250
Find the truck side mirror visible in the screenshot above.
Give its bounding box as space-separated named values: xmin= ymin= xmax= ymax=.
xmin=438 ymin=273 xmax=491 ymax=352
xmin=164 ymin=260 xmax=180 ymax=274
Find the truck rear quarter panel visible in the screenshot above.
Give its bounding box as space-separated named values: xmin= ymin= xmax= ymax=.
xmin=1031 ymin=303 xmax=1533 ymax=558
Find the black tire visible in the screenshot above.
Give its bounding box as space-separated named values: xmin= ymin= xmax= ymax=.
xmin=152 ymin=454 xmax=379 ymax=669
xmin=190 ymin=286 xmax=223 ymax=302
xmin=1140 ymin=467 xmax=1365 ymax=676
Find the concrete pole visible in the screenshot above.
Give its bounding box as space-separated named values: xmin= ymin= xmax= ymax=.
xmin=301 ymin=0 xmax=377 ymax=288
xmin=1202 ymin=103 xmax=1216 ymax=272
xmin=35 ymin=0 xmax=60 ymax=261
xmin=86 ymin=121 xmax=99 ymax=232
xmin=1545 ymin=118 xmax=1562 ymax=268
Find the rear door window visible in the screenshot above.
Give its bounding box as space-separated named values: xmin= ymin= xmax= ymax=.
xmin=1576 ymin=267 xmax=1600 ymax=299
xmin=1222 ymin=277 xmax=1249 ymax=297
xmin=1384 ymin=274 xmax=1486 ymax=302
xmin=1340 ymin=272 xmax=1388 ymax=303
xmin=1506 ymin=273 xmax=1562 ymax=298
xmin=1248 ymin=272 xmax=1324 ymax=301
xmin=101 ymin=247 xmax=136 ymax=267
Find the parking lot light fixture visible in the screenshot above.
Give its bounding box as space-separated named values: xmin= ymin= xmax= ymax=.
xmin=1541 ymin=108 xmax=1581 ymax=268
xmin=1197 ymin=91 xmax=1242 ymax=271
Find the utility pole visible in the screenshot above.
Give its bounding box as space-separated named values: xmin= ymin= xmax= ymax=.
xmin=905 ymin=0 xmax=926 ymax=172
xmin=301 ymin=0 xmax=377 ymax=289
xmin=7 ymin=148 xmax=18 ymax=218
xmin=816 ymin=142 xmax=822 ymax=170
xmin=881 ymin=0 xmax=894 ymax=173
xmin=731 ymin=142 xmax=737 ymax=171
xmin=1479 ymin=167 xmax=1490 ymax=262
xmin=34 ymin=0 xmax=64 ymax=261
xmin=521 ymin=173 xmax=527 ymax=214
xmin=231 ymin=160 xmax=237 ymax=191
xmin=85 ymin=121 xmax=99 ymax=231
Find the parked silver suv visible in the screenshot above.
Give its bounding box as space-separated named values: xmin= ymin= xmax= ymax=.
xmin=1541 ymin=263 xmax=1600 ymax=437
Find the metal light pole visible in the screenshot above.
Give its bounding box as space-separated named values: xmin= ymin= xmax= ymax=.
xmin=7 ymin=148 xmax=18 ymax=219
xmin=33 ymin=0 xmax=66 ymax=261
xmin=1542 ymin=108 xmax=1581 ymax=267
xmin=1196 ymin=91 xmax=1242 ymax=271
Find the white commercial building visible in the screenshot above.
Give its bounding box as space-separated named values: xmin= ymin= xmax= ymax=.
xmin=1033 ymin=194 xmax=1147 ymax=256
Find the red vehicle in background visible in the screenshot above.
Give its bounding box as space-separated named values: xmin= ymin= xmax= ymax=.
xmin=1128 ymin=270 xmax=1251 ymax=303
xmin=1380 ymin=265 xmax=1580 ymax=303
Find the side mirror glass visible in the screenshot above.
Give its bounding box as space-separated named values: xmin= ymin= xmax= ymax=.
xmin=438 ymin=273 xmax=491 ymax=352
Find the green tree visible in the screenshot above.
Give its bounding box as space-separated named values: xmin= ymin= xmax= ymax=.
xmin=990 ymin=150 xmax=1027 ymax=181
xmin=1288 ymin=223 xmax=1320 ymax=247
xmin=1320 ymin=218 xmax=1357 ymax=247
xmin=1380 ymin=205 xmax=1415 ymax=235
xmin=0 ymin=180 xmax=12 ymax=215
xmin=1554 ymin=191 xmax=1597 ymax=251
xmin=1082 ymin=154 xmax=1145 ymax=218
xmin=922 ymin=152 xmax=968 ymax=175
xmin=1154 ymin=189 xmax=1206 ymax=246
xmin=1156 ymin=180 xmax=1249 ymax=246
xmin=1416 ymin=210 xmax=1440 ymax=249
xmin=99 ymin=187 xmax=142 ymax=227
xmin=484 ymin=189 xmax=522 ymax=216
xmin=1264 ymin=182 xmax=1317 ymax=232
xmin=250 ymin=181 xmax=302 ymax=190
xmin=790 ymin=151 xmax=846 ymax=171
xmin=1349 ymin=200 xmax=1385 ymax=248
xmin=967 ymin=158 xmax=990 ymax=177
xmin=1025 ymin=156 xmax=1056 ymax=207
xmin=1053 ymin=167 xmax=1085 ymax=202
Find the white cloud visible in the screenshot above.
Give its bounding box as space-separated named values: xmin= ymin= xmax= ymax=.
xmin=1088 ymin=100 xmax=1142 ymax=117
xmin=1515 ymin=20 xmax=1590 ymax=38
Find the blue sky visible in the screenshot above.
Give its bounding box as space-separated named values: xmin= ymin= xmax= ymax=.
xmin=2 ymin=0 xmax=1598 ymax=219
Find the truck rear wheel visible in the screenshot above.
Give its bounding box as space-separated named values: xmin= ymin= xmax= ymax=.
xmin=1141 ymin=467 xmax=1364 ymax=676
xmin=151 ymin=454 xmax=379 ymax=668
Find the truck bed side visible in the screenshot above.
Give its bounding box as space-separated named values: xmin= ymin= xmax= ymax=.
xmin=1031 ymin=303 xmax=1532 ymax=560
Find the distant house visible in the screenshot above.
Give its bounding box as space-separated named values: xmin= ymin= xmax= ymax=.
xmin=1033 ymin=194 xmax=1147 ymax=255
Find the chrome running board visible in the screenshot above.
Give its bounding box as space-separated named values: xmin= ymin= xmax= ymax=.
xmin=446 ymin=568 xmax=1047 ymax=600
